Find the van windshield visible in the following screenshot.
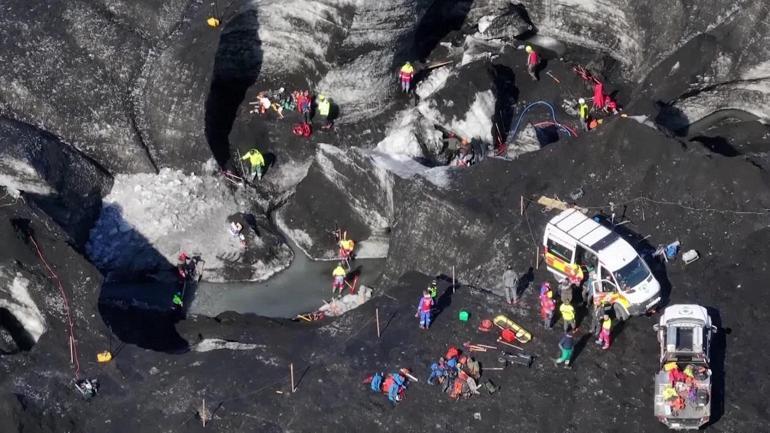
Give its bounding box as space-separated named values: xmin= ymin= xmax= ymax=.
xmin=613 ymin=257 xmax=650 ymax=290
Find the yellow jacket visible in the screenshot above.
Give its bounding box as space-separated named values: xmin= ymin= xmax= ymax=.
xmin=332 ymin=266 xmax=346 ymax=277
xmin=400 ymin=63 xmax=414 ymax=74
xmin=559 ymin=304 xmax=575 ymax=321
xmin=241 ymin=149 xmax=265 ymax=167
xmin=578 ymin=103 xmax=589 ymax=120
xmin=317 ymin=97 xmax=331 ymax=116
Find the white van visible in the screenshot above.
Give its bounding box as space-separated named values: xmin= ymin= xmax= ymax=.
xmin=543 ymin=209 xmax=661 ymax=320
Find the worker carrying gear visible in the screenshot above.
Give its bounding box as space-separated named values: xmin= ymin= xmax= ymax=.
xmin=241 ymin=148 xmax=266 ymax=181
xmin=399 ymin=62 xmax=415 ymax=93
xmin=427 ymin=280 xmax=438 ymax=300
xmin=502 ymin=265 xmax=519 ymax=305
xmin=415 ymin=290 xmax=434 ymax=329
xmin=553 ymin=332 xmax=574 ymax=368
xmin=332 ymin=263 xmax=346 ymax=297
xmin=578 ymin=98 xmax=590 ymax=131
xmin=559 ymin=301 xmax=576 ymax=332
xmin=316 ymin=95 xmax=333 ymax=129
xmin=596 ymin=314 xmax=612 ymax=349
xmin=525 ymin=45 xmax=539 ymax=81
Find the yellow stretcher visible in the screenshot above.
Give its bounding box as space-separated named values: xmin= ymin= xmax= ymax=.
xmin=493 ymin=314 xmax=532 ymax=343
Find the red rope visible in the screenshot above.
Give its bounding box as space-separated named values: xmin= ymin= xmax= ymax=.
xmin=29 ymin=235 xmax=81 ymax=379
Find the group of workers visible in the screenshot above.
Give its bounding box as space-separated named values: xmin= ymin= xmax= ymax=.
xmin=427 ymin=346 xmax=485 ymax=400
xmin=331 ymin=230 xmax=356 ymax=297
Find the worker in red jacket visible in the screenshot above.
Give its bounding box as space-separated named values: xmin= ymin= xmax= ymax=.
xmin=539 ymin=287 xmax=556 ymax=328
xmin=525 ymin=45 xmax=539 ymax=81
xmin=593 ymin=81 xmax=605 ymax=109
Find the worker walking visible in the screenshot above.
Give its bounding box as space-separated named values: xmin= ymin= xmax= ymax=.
xmin=332 ymin=262 xmax=347 ymax=297
xmin=399 ymin=61 xmax=415 ymax=93
xmin=415 ymin=290 xmax=434 ymax=329
xmin=559 ymin=300 xmax=576 ymax=332
xmin=502 ymin=265 xmax=519 ymax=305
xmin=596 ymin=314 xmax=612 ymax=349
xmin=525 ymin=45 xmax=539 ymax=81
xmin=241 ymin=148 xmax=266 ymax=181
xmin=316 ymin=94 xmax=333 ymax=129
xmin=578 ymin=98 xmax=590 ymax=131
xmin=553 ymin=331 xmax=575 ymax=368
xmin=539 ymin=286 xmax=556 ymax=328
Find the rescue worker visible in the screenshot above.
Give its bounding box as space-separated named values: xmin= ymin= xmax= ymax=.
xmin=332 ymin=263 xmax=347 ymax=297
xmin=241 ymin=148 xmax=265 ymax=181
xmin=578 ymin=98 xmax=590 ymax=131
xmin=525 ymin=45 xmax=539 ymax=81
xmin=603 ymin=95 xmax=618 ymax=115
xmin=300 ymin=90 xmax=312 ymax=123
xmin=539 ymin=288 xmax=556 ymax=328
xmin=338 ymin=236 xmax=355 ymax=262
xmin=596 ymin=314 xmax=612 ymax=349
xmin=593 ymin=81 xmax=605 ymax=110
xmin=502 ymin=265 xmax=519 ymax=304
xmin=553 ymin=331 xmax=575 ymax=368
xmin=316 ymin=94 xmax=333 ymax=129
xmin=399 ymin=61 xmax=415 ymax=93
xmin=427 ymin=280 xmax=438 ymax=301
xmin=589 ymin=299 xmax=608 ymax=336
xmin=415 ymin=290 xmax=434 ymax=329
xmin=558 ymin=277 xmax=573 ymax=303
xmin=172 ymin=291 xmax=184 ymax=309
xmin=559 ymin=300 xmax=576 ymax=332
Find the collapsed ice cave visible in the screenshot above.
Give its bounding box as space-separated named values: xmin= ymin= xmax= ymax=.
xmin=1 ymin=0 xmax=770 ymax=432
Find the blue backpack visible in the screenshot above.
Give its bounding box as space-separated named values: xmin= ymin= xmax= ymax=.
xmin=370 ymin=373 xmax=383 ymax=392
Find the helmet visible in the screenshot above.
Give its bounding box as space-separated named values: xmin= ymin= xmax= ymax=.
xmin=547 ymin=291 xmax=553 ymax=298
xmin=318 ymin=95 xmax=326 ymax=101
xmin=405 ymin=61 xmax=411 ymax=66
xmin=525 ymin=45 xmax=533 ymax=53
xmin=578 ymin=98 xmax=586 ymax=104
xmin=432 ymin=279 xmax=437 ymax=284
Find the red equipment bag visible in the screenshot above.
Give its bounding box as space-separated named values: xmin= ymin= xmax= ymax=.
xmin=500 ymin=328 xmax=517 ymax=343
xmin=445 ymin=346 xmax=460 ymax=360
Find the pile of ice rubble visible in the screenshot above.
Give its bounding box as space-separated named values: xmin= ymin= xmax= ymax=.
xmin=318 ymin=285 xmax=373 ymax=317
xmin=86 ymin=166 xmax=288 ymax=281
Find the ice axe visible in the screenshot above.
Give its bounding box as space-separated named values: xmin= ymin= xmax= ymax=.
xmin=402 ymin=371 xmax=419 ymax=383
xmin=496 ymin=338 xmax=525 ymax=351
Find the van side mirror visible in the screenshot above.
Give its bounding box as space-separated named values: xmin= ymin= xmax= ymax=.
xmin=653 ymin=324 xmax=660 ymax=332
xmin=711 ymin=326 xmax=717 ymax=334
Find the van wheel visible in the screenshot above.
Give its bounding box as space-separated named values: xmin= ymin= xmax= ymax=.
xmin=613 ymin=303 xmax=630 ymax=321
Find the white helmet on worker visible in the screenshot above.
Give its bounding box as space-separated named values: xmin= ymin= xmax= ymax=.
xmin=578 ymin=98 xmax=586 ymax=104
xmin=525 ymin=45 xmax=533 ymax=53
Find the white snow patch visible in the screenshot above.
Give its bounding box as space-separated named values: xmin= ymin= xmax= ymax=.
xmin=742 ymin=60 xmax=770 ymax=80
xmin=450 ymin=90 xmax=495 ymax=143
xmin=0 ymin=157 xmax=52 ymax=196
xmin=416 ymin=66 xmax=453 ymax=100
xmin=375 ymin=109 xmax=424 ymax=158
xmin=355 ymin=236 xmax=389 ymax=259
xmin=369 ymin=151 xmax=450 ymax=188
xmin=193 ymin=339 xmax=264 ymax=352
xmin=0 ymin=270 xmax=47 ymax=342
xmin=318 ymin=285 xmax=372 ymax=316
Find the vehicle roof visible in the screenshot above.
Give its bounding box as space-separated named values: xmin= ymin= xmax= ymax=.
xmin=660 ymin=304 xmax=710 ymax=325
xmin=547 ymin=209 xmax=638 ymax=270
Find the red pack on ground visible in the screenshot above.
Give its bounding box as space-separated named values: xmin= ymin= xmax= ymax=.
xmin=445 ymin=346 xmax=459 ymax=360
xmin=500 ymin=328 xmax=517 ymax=343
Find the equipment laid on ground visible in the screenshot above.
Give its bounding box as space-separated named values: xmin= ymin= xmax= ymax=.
xmin=682 ymin=250 xmax=700 ymax=265
xmin=74 ymin=378 xmax=99 ymax=400
xmin=493 ymin=315 xmax=531 ymax=343
xmin=497 ymin=350 xmax=534 ymax=368
xmin=653 ymin=304 xmax=716 ymax=430
xmin=543 ymin=208 xmax=661 ymax=320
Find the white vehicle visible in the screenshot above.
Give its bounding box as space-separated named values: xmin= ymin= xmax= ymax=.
xmin=543 ymin=209 xmax=661 ymax=320
xmin=653 ymin=305 xmax=716 ymax=429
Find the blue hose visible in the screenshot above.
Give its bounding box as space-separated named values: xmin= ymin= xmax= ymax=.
xmin=507 ymin=101 xmax=574 ymax=143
